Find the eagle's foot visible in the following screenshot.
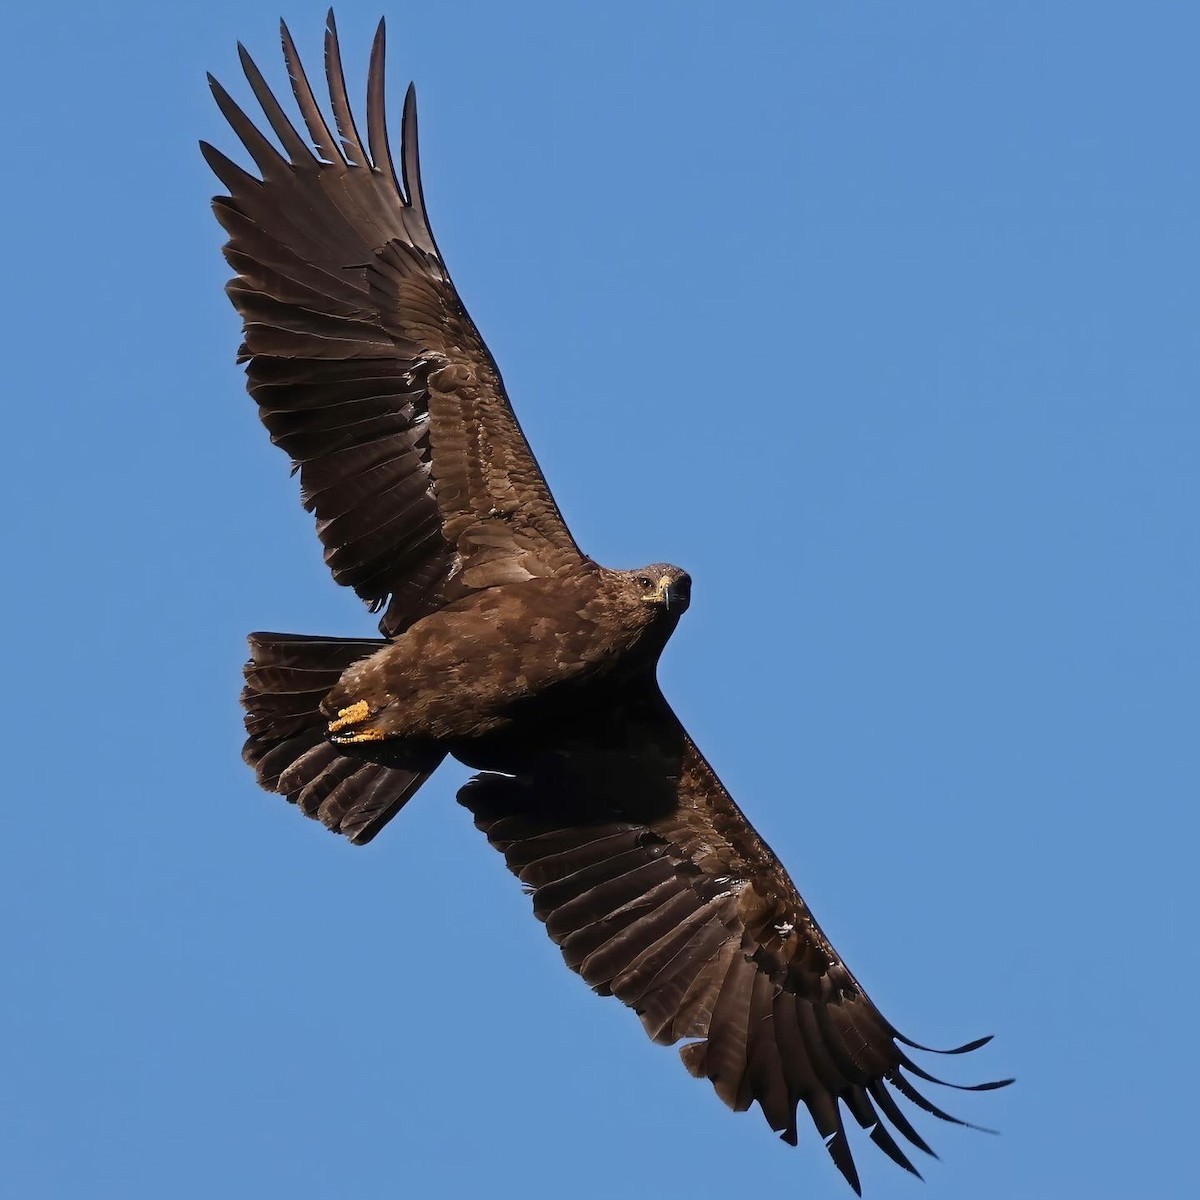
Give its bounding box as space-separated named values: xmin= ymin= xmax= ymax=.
xmin=328 ymin=699 xmax=371 ymax=735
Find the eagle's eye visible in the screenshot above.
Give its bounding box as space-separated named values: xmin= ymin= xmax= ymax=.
xmin=637 ymin=575 xmax=653 ymax=590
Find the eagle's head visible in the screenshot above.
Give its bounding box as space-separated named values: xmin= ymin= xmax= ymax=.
xmin=628 ymin=563 xmax=692 ymax=615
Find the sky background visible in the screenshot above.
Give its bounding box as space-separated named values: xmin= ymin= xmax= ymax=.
xmin=2 ymin=2 xmax=1196 ymax=1197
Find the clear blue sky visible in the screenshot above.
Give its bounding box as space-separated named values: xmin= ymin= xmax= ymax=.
xmin=3 ymin=2 xmax=1196 ymax=1197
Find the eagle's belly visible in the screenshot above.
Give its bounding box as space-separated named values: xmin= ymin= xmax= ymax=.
xmin=321 ymin=575 xmax=668 ymax=746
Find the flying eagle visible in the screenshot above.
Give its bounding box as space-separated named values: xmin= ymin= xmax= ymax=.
xmin=203 ymin=14 xmax=1008 ymax=1192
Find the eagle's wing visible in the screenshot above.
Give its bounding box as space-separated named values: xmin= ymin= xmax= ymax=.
xmin=458 ymin=685 xmax=1009 ymax=1194
xmin=203 ymin=16 xmax=583 ymax=636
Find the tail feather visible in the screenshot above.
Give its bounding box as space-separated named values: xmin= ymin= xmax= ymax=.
xmin=241 ymin=632 xmax=443 ymax=844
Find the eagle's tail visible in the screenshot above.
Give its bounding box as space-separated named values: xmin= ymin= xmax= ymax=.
xmin=241 ymin=632 xmax=444 ymax=845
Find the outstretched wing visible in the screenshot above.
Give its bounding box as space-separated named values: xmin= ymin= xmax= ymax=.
xmin=458 ymin=686 xmax=1009 ymax=1194
xmin=204 ymin=15 xmax=583 ymax=636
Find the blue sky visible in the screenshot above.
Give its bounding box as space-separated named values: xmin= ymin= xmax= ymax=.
xmin=3 ymin=2 xmax=1196 ymax=1196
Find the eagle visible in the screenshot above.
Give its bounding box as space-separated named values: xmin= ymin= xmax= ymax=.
xmin=203 ymin=14 xmax=1008 ymax=1192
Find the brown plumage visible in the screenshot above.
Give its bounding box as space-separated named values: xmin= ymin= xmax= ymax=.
xmin=205 ymin=13 xmax=1009 ymax=1192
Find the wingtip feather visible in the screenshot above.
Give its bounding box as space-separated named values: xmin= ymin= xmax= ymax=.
xmin=897 ymin=1030 xmax=995 ymax=1055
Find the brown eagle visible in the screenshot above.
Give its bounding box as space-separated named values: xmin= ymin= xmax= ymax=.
xmin=203 ymin=14 xmax=1008 ymax=1192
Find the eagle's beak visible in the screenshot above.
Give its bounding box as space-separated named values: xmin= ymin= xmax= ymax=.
xmin=659 ymin=574 xmax=694 ymax=612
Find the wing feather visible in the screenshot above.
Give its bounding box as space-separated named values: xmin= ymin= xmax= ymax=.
xmin=744 ymin=971 xmax=793 ymax=1135
xmin=279 ymin=20 xmax=340 ymax=162
xmin=571 ymin=880 xmax=691 ymax=981
xmin=322 ymin=12 xmax=368 ymax=166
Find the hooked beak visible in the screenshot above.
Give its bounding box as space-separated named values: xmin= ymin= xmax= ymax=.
xmin=656 ymin=574 xmax=691 ymax=612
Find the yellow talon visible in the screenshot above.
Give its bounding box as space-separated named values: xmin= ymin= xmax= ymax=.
xmin=328 ymin=699 xmax=370 ymax=734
